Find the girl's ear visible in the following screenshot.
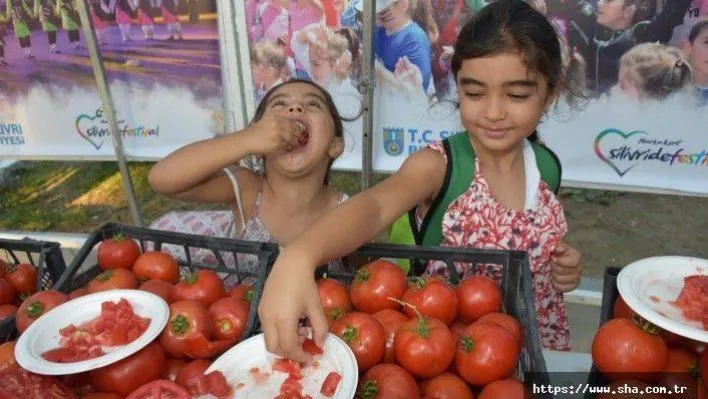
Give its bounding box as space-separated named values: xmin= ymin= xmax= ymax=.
xmin=329 ymin=137 xmax=345 ymax=159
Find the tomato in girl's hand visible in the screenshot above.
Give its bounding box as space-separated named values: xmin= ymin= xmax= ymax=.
xmin=372 ymin=309 xmax=408 ymax=363
xmin=455 ymin=276 xmax=502 ymax=323
xmin=132 ymin=251 xmax=180 ymax=283
xmin=350 ymin=259 xmax=407 ymax=314
xmin=172 ymin=270 xmax=226 ymax=309
xmin=87 ymin=269 xmax=138 ymax=293
xmin=402 ymin=277 xmax=457 ymax=326
xmin=97 ymin=236 xmax=142 ymax=271
xmin=356 ymin=363 xmax=420 ymax=399
xmin=16 ymin=290 xmax=68 ymax=333
xmin=331 ymin=312 xmax=385 ymax=372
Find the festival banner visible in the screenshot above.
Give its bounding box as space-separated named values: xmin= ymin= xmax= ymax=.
xmin=0 ymin=0 xmax=223 ymax=159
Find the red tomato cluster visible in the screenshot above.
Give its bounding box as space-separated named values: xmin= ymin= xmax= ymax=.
xmin=591 ymin=294 xmax=708 ymax=399
xmin=0 ymin=258 xmax=41 ymax=327
xmin=316 ymin=259 xmax=533 ymax=399
xmin=0 ymin=236 xmax=258 ymax=399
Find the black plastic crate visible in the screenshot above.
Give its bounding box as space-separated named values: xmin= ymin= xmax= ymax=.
xmin=0 ymin=238 xmax=68 ymax=343
xmin=315 ymin=243 xmax=551 ymax=397
xmin=55 ymin=222 xmax=279 ymax=342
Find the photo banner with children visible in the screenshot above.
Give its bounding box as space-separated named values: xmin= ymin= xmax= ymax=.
xmin=237 ymin=0 xmax=708 ymax=194
xmin=0 ymin=0 xmax=223 ymax=159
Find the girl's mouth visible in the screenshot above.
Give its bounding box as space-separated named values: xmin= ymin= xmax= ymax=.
xmin=292 ymin=119 xmax=310 ymax=150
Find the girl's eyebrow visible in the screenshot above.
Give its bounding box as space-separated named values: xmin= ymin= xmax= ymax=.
xmin=267 ymin=93 xmax=289 ymax=104
xmin=459 ymin=77 xmax=537 ymax=88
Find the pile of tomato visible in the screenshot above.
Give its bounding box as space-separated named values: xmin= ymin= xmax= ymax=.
xmin=316 ymin=258 xmax=534 ymax=399
xmin=590 ymin=294 xmax=708 ymax=399
xmin=0 ymin=258 xmax=41 ymax=327
xmin=0 ymin=235 xmax=256 ymax=399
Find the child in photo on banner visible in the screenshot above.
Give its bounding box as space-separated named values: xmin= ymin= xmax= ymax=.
xmin=669 ymin=0 xmax=708 ymax=48
xmin=137 ymin=0 xmax=156 ymax=40
xmin=32 ymin=0 xmax=59 ymax=53
xmin=251 ymin=38 xmax=288 ymax=104
xmin=5 ymin=0 xmax=34 ymax=59
xmin=148 ymin=80 xmax=356 ymax=288
xmin=57 ymin=0 xmax=83 ymax=51
xmin=88 ymin=0 xmax=111 ymax=44
xmin=0 ymin=0 xmax=8 ymax=66
xmin=688 ymin=18 xmax=708 ymax=106
xmin=254 ymin=0 xmax=290 ymax=42
xmin=111 ymin=0 xmax=136 ymax=42
xmin=161 ymin=0 xmax=182 ymax=40
xmin=289 ymin=0 xmax=325 ymax=80
xmin=258 ymin=0 xmax=584 ymax=361
xmin=612 ymin=42 xmax=694 ymax=103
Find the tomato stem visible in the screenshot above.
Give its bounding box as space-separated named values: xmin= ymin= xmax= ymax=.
xmin=354 ymin=269 xmax=371 ymax=284
xmin=409 ymin=276 xmax=427 ymax=290
xmin=356 ymin=380 xmax=378 ymax=399
xmin=327 ymin=308 xmax=342 ymax=321
xmin=113 ymin=233 xmax=125 ymax=241
xmin=26 ymin=301 xmax=44 ymax=319
xmin=460 ymin=336 xmax=476 ymax=353
xmin=388 ymin=297 xmax=430 ymax=338
xmin=96 ymin=270 xmax=113 ymax=283
xmin=18 ymin=292 xmax=29 ymax=302
xmin=219 ymin=319 xmax=233 ymax=333
xmin=183 ymin=272 xmax=199 ymax=285
xmin=631 ymin=313 xmax=660 ymax=335
xmin=171 ymin=314 xmax=190 ymax=335
xmin=341 ymin=325 xmax=358 ymax=344
xmin=245 ymin=288 xmax=253 ymax=303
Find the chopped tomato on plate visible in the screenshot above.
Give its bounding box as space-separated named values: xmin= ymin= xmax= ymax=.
xmin=320 ymin=372 xmax=342 ymax=397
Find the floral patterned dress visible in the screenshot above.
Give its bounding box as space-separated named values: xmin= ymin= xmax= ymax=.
xmin=420 ymin=140 xmax=571 ymax=351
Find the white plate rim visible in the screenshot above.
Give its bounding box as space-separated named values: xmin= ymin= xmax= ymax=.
xmin=206 ymin=332 xmax=359 ymax=399
xmin=617 ymin=255 xmax=708 ymax=342
xmin=15 ymin=289 xmax=169 ymax=375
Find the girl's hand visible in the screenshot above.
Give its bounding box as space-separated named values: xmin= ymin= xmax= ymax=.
xmin=551 ymin=241 xmax=582 ymax=293
xmin=247 ymin=113 xmax=306 ymax=155
xmin=258 ymin=250 xmax=329 ymax=363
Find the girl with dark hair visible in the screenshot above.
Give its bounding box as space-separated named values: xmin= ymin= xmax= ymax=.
xmin=148 ymin=80 xmax=351 ymax=286
xmin=258 ymin=0 xmax=583 ymax=362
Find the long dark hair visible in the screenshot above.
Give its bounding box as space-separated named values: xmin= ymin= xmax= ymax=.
xmin=250 ymin=79 xmax=344 ymax=185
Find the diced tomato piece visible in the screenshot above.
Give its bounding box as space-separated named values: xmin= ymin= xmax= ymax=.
xmin=320 ymin=372 xmax=342 ymax=397
xmin=108 ymin=324 xmax=129 ymax=346
xmin=101 ymin=301 xmax=117 ymax=313
xmin=42 ymin=348 xmax=74 ymax=363
xmin=301 ymin=339 xmax=323 ymax=356
xmin=59 ymin=325 xmax=78 ymax=336
xmin=272 ymin=359 xmax=301 ymax=380
xmin=279 ymin=376 xmax=303 ymax=393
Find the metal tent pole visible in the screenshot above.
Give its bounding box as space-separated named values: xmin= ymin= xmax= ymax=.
xmin=360 ymin=0 xmax=376 ymax=190
xmin=76 ymin=0 xmax=144 ymax=227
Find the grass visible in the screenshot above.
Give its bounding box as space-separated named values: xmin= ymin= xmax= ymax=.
xmin=0 ymin=161 xmax=387 ymax=232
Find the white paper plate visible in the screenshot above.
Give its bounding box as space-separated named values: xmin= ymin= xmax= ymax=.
xmin=15 ymin=289 xmax=169 ymax=375
xmin=617 ymin=256 xmax=708 ymax=342
xmin=206 ymin=333 xmax=358 ymax=399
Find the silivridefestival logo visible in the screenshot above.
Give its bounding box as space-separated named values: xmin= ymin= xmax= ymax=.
xmin=75 ymin=107 xmax=160 ymax=150
xmin=593 ymin=128 xmax=708 ymax=177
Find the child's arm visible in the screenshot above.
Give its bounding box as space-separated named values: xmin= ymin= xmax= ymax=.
xmin=148 ymin=115 xmax=304 ymax=204
xmin=258 ymin=148 xmax=446 ymax=362
xmin=21 ymin=0 xmax=32 ymax=17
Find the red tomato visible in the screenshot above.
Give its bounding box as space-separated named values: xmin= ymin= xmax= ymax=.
xmin=394 ymin=313 xmax=455 ymax=379
xmin=125 ymin=380 xmax=190 ymax=399
xmin=591 ymin=318 xmax=668 ymax=383
xmin=16 ymin=290 xmax=68 ymax=333
xmin=159 ymin=300 xmax=213 ymax=358
xmin=357 ymin=363 xmax=420 ymax=399
xmin=228 ymin=284 xmax=253 ymax=303
xmin=0 ymin=368 xmax=76 ymax=399
xmin=0 ymin=259 xmax=6 ymax=279
xmin=0 ymin=280 xmax=15 ymax=305
xmin=209 ymin=297 xmax=249 ymax=342
xmin=478 ymin=312 xmax=524 ymax=354
xmin=83 ymin=394 xmax=122 ymax=399
xmin=87 ymin=269 xmax=138 ymax=293
xmin=596 ymin=380 xmax=663 ymax=399
xmin=350 ymin=259 xmax=407 ymax=314
xmin=0 ymin=341 xmax=17 ymax=373
xmin=317 ymin=278 xmax=351 ymax=324
xmin=402 ymin=277 xmax=457 ymax=326
xmin=0 ymin=304 xmax=17 ymax=323
xmin=139 ymin=280 xmax=173 ymax=303
xmin=185 ymin=371 xmax=232 ymax=398
xmin=163 ymin=358 xmax=187 ymax=382
xmin=419 ymin=372 xmax=474 ymax=399
xmin=613 ymin=295 xmax=636 ymax=319
xmin=5 ymin=263 xmax=37 ymax=296
xmin=455 ymin=276 xmax=502 ymax=323
xmin=478 ymin=379 xmax=531 ymax=399
xmin=660 ymin=371 xmax=700 ymax=399
xmin=68 ymin=287 xmax=89 ymax=300
xmin=701 ymin=349 xmax=708 ymax=386
xmin=97 ymin=236 xmax=142 ymax=270
xmin=175 ymin=359 xmax=210 ymax=391
xmin=171 ymin=270 xmax=225 ymax=309
xmin=455 ymin=320 xmax=518 ymax=386
xmin=331 ymin=312 xmax=385 ymax=372
xmin=90 ymin=342 xmax=166 ymax=397
xmin=132 ymin=251 xmax=180 ymax=282
xmin=321 ymin=372 xmax=342 ymax=397
xmin=666 ymin=348 xmax=698 ymax=372
xmin=372 ymin=309 xmax=408 ymax=363
xmin=683 ymin=337 xmax=707 ymax=356
xmin=450 ymin=321 xmax=468 ymax=345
